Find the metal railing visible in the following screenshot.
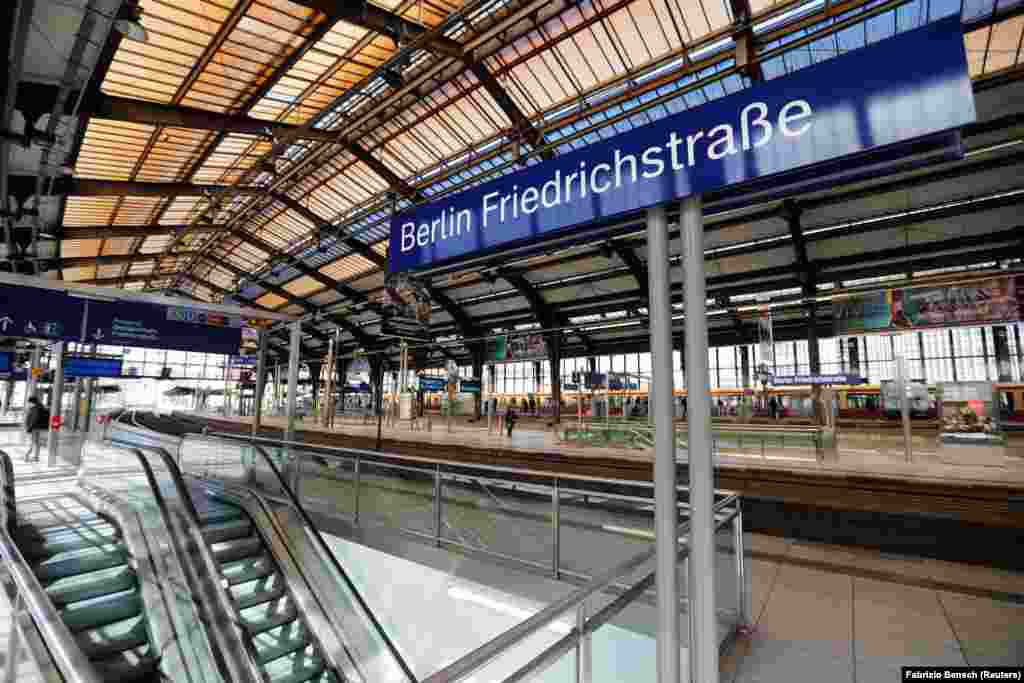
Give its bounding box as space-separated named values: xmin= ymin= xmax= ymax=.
xmin=562 ymin=419 xmax=829 ymax=461
xmin=0 ymin=451 xmax=102 ymax=683
xmin=184 ymin=431 xmax=749 ymax=683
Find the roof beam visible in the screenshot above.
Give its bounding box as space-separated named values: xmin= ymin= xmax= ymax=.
xmin=609 ymin=242 xmax=648 ymax=298
xmin=62 ymin=224 xmax=225 ymax=240
xmin=6 ymin=175 xmax=260 ymax=198
xmin=464 ymin=60 xmax=552 ymax=160
xmin=14 ymin=84 xmax=339 ymax=142
xmin=782 ymin=199 xmax=814 ymax=295
xmin=340 ymin=140 xmax=422 ymax=200
xmin=284 ymin=0 xmax=463 ymax=58
xmin=502 ymin=270 xmax=594 ymax=353
xmin=424 ymin=284 xmax=479 ymax=338
xmin=229 ymin=228 xmax=384 ymax=314
xmin=273 ymin=193 xmax=386 ymax=267
xmin=57 ymin=252 xmax=197 ymax=268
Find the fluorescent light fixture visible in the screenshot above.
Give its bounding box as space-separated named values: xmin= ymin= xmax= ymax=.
xmin=447 ymin=586 xmax=572 ymax=634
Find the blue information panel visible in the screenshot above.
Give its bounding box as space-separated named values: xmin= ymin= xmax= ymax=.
xmin=0 ymin=283 xmax=85 ymax=341
xmin=390 ymin=17 xmax=974 ymax=273
xmin=86 ymin=300 xmax=244 ymax=354
xmin=418 ymin=375 xmax=448 ymax=392
xmin=64 ymin=356 xmax=124 ymax=378
xmin=0 ymin=351 xmax=12 ymax=374
xmin=459 ymin=379 xmax=482 ymax=393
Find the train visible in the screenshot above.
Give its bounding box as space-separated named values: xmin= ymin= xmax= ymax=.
xmin=412 ymin=383 xmax=1024 ymax=423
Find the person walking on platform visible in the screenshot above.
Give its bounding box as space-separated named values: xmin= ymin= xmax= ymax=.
xmin=505 ymin=408 xmax=518 ymax=438
xmin=23 ymin=397 xmax=49 ymax=462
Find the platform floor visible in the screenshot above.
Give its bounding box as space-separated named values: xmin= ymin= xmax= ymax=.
xmin=212 ymin=413 xmax=1024 ymax=488
xmin=2 ymin=438 xmax=1020 ymax=681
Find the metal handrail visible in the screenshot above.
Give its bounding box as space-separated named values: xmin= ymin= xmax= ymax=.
xmin=421 ymin=539 xmax=666 ymax=683
xmin=103 ymin=439 xmax=264 ymax=683
xmin=192 ymin=434 xmax=419 ymax=683
xmin=0 ymin=449 xmax=104 ymax=683
xmin=205 ymin=430 xmax=740 ymax=506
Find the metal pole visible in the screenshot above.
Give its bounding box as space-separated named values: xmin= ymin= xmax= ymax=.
xmin=733 ymin=504 xmax=748 ymax=626
xmin=897 ymin=354 xmax=912 ymax=462
xmin=575 ymin=600 xmax=591 ymax=683
xmin=552 ymin=477 xmax=561 ymax=579
xmin=680 ymin=194 xmax=719 ymax=683
xmin=253 ymin=329 xmax=268 ymax=438
xmin=353 ymin=456 xmax=361 ymax=524
xmin=434 ymin=463 xmax=443 ymax=547
xmin=645 ymin=205 xmax=678 ymax=683
xmin=285 ymin=321 xmax=301 ymax=443
xmin=25 ymin=345 xmax=40 ymax=404
xmin=48 ymin=342 xmax=65 ymax=466
xmin=71 ymin=378 xmax=83 ymax=430
xmin=5 ymin=598 xmax=22 ymax=683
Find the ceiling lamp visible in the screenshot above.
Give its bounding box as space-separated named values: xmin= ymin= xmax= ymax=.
xmin=115 ymin=7 xmax=149 ymax=42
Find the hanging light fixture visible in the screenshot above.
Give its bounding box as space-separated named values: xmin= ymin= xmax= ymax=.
xmin=115 ymin=6 xmax=149 ymax=42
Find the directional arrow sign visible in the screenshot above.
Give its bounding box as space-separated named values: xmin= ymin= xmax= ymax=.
xmin=0 ymin=284 xmax=85 ymax=342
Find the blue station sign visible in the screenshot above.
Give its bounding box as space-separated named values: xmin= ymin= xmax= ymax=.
xmin=771 ymin=374 xmax=867 ymax=386
xmin=418 ymin=375 xmax=448 ymax=392
xmin=389 ymin=17 xmax=974 ymax=273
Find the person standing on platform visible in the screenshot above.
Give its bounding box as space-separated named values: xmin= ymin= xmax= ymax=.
xmin=505 ymin=407 xmax=518 ymax=437
xmin=768 ymin=395 xmax=779 ymax=420
xmin=23 ymin=397 xmax=49 ymax=462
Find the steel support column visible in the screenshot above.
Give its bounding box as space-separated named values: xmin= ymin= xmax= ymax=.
xmin=285 ymin=321 xmax=301 ymax=445
xmin=645 ymin=205 xmax=678 ymax=683
xmin=253 ymin=329 xmax=268 ymax=436
xmin=47 ymin=342 xmax=64 ymax=467
xmin=680 ymin=195 xmax=718 ymax=683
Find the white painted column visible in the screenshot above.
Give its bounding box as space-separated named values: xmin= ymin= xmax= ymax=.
xmin=645 ymin=205 xmax=678 ymax=683
xmin=680 ymin=194 xmax=719 ymax=683
xmin=47 ymin=342 xmax=64 ymax=467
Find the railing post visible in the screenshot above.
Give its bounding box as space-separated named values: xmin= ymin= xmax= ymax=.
xmin=552 ymin=477 xmax=561 ymax=579
xmin=733 ymin=504 xmax=748 ymax=626
xmin=575 ymin=599 xmax=591 ymax=683
xmin=353 ymin=456 xmax=361 ymax=525
xmin=434 ymin=464 xmax=443 ymax=547
xmin=290 ymin=450 xmax=301 ymax=498
xmin=5 ymin=597 xmax=22 ymax=683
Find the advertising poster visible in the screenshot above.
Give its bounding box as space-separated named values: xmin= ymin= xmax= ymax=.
xmin=834 ymin=276 xmax=1022 ymax=335
xmin=491 ymin=333 xmax=547 ymax=361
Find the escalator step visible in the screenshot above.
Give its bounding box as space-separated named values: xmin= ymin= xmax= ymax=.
xmin=34 ymin=544 xmax=131 ymax=582
xmin=240 ymin=597 xmax=298 ymax=636
xmin=261 ymin=647 xmax=327 ymax=683
xmin=19 ymin=524 xmax=121 ymax=560
xmin=61 ymin=589 xmax=142 ymax=632
xmin=220 ymin=554 xmax=276 ymax=585
xmin=91 ymin=644 xmax=159 ymax=683
xmin=74 ymin=614 xmax=149 ymax=658
xmin=201 ymin=517 xmax=252 ymax=544
xmin=16 ymin=510 xmax=103 ymax=532
xmin=211 ymin=535 xmax=264 ymax=565
xmin=251 ymin=620 xmax=312 ymax=665
xmin=195 ymin=503 xmax=244 ymax=525
xmin=231 ymin=573 xmax=288 ymax=610
xmin=46 ymin=565 xmax=138 ymax=608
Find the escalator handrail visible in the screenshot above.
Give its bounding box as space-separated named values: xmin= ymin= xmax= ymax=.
xmin=203 ymin=435 xmax=419 ymax=683
xmin=0 ymin=449 xmax=104 ymax=683
xmin=101 ymin=440 xmax=265 ymax=683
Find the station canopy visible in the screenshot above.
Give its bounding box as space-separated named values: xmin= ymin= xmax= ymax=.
xmin=4 ymin=0 xmax=1023 ymax=364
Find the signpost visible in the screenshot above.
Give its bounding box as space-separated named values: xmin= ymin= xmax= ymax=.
xmin=87 ymin=299 xmax=245 ymax=355
xmin=63 ymin=356 xmax=124 ymax=378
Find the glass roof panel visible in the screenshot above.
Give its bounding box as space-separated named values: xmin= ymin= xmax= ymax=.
xmin=63 ymin=197 xmax=120 ymax=227
xmin=256 ymin=292 xmax=288 ymax=308
xmin=75 ymin=120 xmax=158 ymax=181
xmin=100 ymin=238 xmax=135 ymax=256
xmin=319 ymin=253 xmax=377 ymax=281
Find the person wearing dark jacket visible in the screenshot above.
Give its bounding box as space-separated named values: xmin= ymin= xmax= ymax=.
xmin=23 ymin=397 xmax=49 ymax=462
xmin=505 ymin=408 xmax=518 ymax=437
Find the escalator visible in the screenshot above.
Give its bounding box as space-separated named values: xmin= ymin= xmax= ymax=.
xmin=10 ymin=495 xmax=158 ymax=681
xmin=192 ymin=492 xmax=340 ymax=683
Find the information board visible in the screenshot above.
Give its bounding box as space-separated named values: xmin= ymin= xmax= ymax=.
xmin=418 ymin=375 xmax=447 ymax=392
xmin=64 ymin=356 xmax=124 ymax=378
xmin=0 ymin=283 xmax=85 ymax=342
xmin=0 ymin=351 xmax=12 ymax=374
xmin=86 ymin=299 xmax=244 ymax=354
xmin=390 ymin=17 xmax=974 ymax=273
xmin=459 ymin=378 xmax=482 ymax=393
